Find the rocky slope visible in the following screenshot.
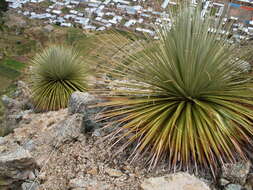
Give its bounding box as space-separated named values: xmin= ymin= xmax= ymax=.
xmin=1 ymin=82 xmax=253 ymax=190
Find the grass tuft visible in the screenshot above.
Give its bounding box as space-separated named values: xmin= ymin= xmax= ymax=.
xmin=30 ymin=45 xmax=89 ymax=111
xmin=95 ymin=6 xmax=253 ymax=175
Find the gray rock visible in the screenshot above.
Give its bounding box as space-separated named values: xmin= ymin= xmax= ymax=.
xmin=69 ymin=178 xmax=109 ymax=190
xmin=1 ymin=81 xmax=32 ymax=136
xmin=3 ymin=110 xmax=33 ymax=134
xmin=0 ymin=137 xmax=6 ymax=144
xmin=21 ymin=182 xmax=39 ymax=190
xmin=68 ymin=92 xmax=96 ymax=114
xmin=92 ymin=128 xmax=104 ymax=137
xmin=28 ymin=172 xmax=36 ymax=180
xmin=13 ymin=81 xmax=31 ymax=100
xmin=49 ymin=113 xmax=83 ymax=147
xmin=68 ymin=92 xmax=104 ymax=132
xmin=225 ymin=184 xmax=243 ymax=190
xmin=1 ymin=95 xmax=21 ymax=109
xmin=0 ymin=138 xmax=37 ymax=189
xmin=140 ymin=173 xmax=210 ymax=190
xmin=221 ymin=161 xmax=251 ymax=185
xmin=105 ymin=168 xmax=123 ymax=177
xmin=69 ymin=178 xmax=88 ymax=188
xmin=22 ymin=140 xmax=36 ymax=152
xmin=9 ymin=110 xmax=32 ymax=121
xmin=220 ymin=178 xmax=230 ymax=186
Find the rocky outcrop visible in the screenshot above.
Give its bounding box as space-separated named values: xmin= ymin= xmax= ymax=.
xmin=0 ymin=137 xmax=37 ymax=190
xmin=1 ymin=109 xmax=83 ymax=190
xmin=1 ymin=80 xmax=32 ymax=135
xmin=7 ymin=110 xmax=83 ymax=166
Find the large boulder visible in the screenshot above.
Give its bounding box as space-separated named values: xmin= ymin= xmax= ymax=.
xmin=0 ymin=137 xmax=37 ymax=190
xmin=68 ymin=92 xmax=104 ymax=132
xmin=140 ymin=173 xmax=211 ymax=190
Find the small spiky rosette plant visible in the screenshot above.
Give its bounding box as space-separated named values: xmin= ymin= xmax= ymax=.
xmin=96 ymin=6 xmax=253 ymax=174
xmin=31 ymin=45 xmax=88 ymax=111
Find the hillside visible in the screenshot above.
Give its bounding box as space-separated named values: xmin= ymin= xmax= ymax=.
xmin=1 ymin=3 xmax=253 ymax=190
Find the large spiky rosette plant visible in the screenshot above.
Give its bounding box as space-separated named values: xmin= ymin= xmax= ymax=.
xmin=30 ymin=45 xmax=89 ymax=111
xmin=95 ymin=5 xmax=253 ymax=175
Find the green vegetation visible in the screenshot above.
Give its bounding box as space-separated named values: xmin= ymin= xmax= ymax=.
xmin=0 ymin=34 xmax=38 ymax=57
xmin=66 ymin=27 xmax=87 ymax=45
xmin=3 ymin=59 xmax=26 ymax=70
xmin=97 ymin=6 xmax=253 ymax=175
xmin=75 ymin=7 xmax=85 ymax=12
xmin=16 ymin=40 xmax=37 ymax=55
xmin=62 ymin=7 xmax=70 ymax=14
xmin=38 ymin=0 xmax=54 ymax=8
xmin=0 ymin=64 xmax=20 ymax=78
xmin=0 ymin=59 xmax=25 ymax=87
xmin=30 ymin=45 xmax=89 ymax=111
xmin=210 ymin=7 xmax=218 ymax=16
xmin=114 ymin=29 xmax=144 ymax=41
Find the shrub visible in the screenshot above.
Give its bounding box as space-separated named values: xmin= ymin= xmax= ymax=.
xmin=66 ymin=28 xmax=86 ymax=46
xmin=31 ymin=45 xmax=88 ymax=111
xmin=97 ymin=6 xmax=253 ymax=175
